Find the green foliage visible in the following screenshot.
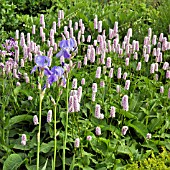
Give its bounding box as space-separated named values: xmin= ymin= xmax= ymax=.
xmin=126 ymin=147 xmax=170 ymax=170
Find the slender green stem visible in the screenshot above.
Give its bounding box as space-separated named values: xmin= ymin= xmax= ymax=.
xmin=53 ymin=87 xmax=61 ymax=170
xmin=63 ymin=76 xmax=70 ymax=170
xmin=53 ymin=104 xmax=57 ymax=170
xmin=37 ymin=85 xmax=43 ymax=170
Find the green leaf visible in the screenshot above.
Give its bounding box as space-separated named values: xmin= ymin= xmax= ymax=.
xmin=8 ymin=115 xmax=33 ymax=127
xmin=40 ymin=141 xmax=54 ymax=153
xmin=69 ymin=154 xmax=75 ymax=170
xmin=148 ymin=118 xmax=164 ymax=132
xmin=3 ymin=154 xmax=23 ymax=170
xmin=128 ymin=120 xmax=148 ymax=138
xmin=41 ymin=158 xmax=48 ymax=170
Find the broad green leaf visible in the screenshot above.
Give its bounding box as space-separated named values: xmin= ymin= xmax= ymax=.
xmin=8 ymin=115 xmax=33 ymax=127
xmin=3 ymin=154 xmax=23 ymax=170
xmin=128 ymin=120 xmax=148 ymax=138
xmin=40 ymin=141 xmax=54 ymax=153
xmin=148 ymin=118 xmax=164 ymax=132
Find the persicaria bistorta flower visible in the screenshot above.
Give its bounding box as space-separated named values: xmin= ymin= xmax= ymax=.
xmin=92 ymin=83 xmax=97 ymax=92
xmin=110 ymin=106 xmax=116 ymax=118
xmin=47 ymin=110 xmax=52 ymax=123
xmin=124 ymin=80 xmax=130 ymax=90
xmin=86 ymin=135 xmax=92 ymax=141
xmin=122 ymin=95 xmax=129 ymax=111
xmin=28 ymin=96 xmax=33 ymax=101
xmin=33 ymin=115 xmax=39 ymax=125
xmin=56 ymin=38 xmax=75 ymax=58
xmin=121 ymin=126 xmax=128 ymax=135
xmin=74 ymin=138 xmax=80 ymax=148
xmin=146 ymin=133 xmax=151 ymax=139
xmin=95 ymin=126 xmax=101 ymax=136
xmin=160 ymin=86 xmax=164 ymax=94
xmin=21 ymin=134 xmax=27 ymax=146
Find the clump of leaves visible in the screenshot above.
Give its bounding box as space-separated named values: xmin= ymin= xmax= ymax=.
xmin=126 ymin=147 xmax=170 ymax=170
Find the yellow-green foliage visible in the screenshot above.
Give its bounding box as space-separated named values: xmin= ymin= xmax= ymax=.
xmin=126 ymin=147 xmax=170 ymax=170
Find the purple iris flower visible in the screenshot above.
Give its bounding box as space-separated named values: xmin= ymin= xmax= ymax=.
xmin=56 ymin=38 xmax=75 ymax=59
xmin=31 ymin=55 xmax=51 ymax=74
xmin=45 ymin=66 xmax=65 ymax=85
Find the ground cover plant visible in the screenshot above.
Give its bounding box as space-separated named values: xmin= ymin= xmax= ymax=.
xmin=0 ymin=1 xmax=170 ymax=170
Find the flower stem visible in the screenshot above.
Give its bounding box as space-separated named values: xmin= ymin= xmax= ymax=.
xmin=63 ymin=76 xmax=69 ymax=170
xmin=53 ymin=87 xmax=60 ymax=170
xmin=37 ymin=85 xmax=43 ymax=170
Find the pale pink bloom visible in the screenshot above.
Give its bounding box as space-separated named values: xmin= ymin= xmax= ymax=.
xmin=160 ymin=86 xmax=164 ymax=94
xmin=123 ymin=72 xmax=127 ymax=80
xmin=122 ymin=95 xmax=129 ymax=111
xmin=96 ymin=67 xmax=101 ymax=78
xmin=95 ymin=104 xmax=101 ymax=119
xmin=124 ymin=80 xmax=130 ymax=90
xmin=47 ymin=110 xmax=52 ymax=123
xmin=109 ymin=68 xmax=113 ymax=78
xmin=110 ymin=106 xmax=116 ymax=118
xmin=122 ymin=126 xmax=128 ymax=135
xmin=86 ymin=135 xmax=92 ymax=141
xmin=146 ymin=133 xmax=151 ymax=139
xmin=92 ymin=92 xmax=96 ymax=102
xmin=166 ymin=70 xmax=170 ymax=79
xmin=100 ymin=80 xmax=105 ymax=88
xmin=150 ymin=63 xmax=155 ymax=74
xmin=163 ymin=62 xmax=169 ymax=70
xmin=125 ymin=58 xmax=129 ymax=66
xmin=117 ymin=67 xmax=121 ymax=79
xmin=33 ymin=115 xmax=38 ymax=125
xmin=92 ymin=83 xmax=97 ymax=93
xmin=81 ymin=78 xmax=85 ymax=85
xmin=116 ymin=85 xmax=121 ymax=93
xmin=155 ymin=63 xmax=158 ymax=72
xmin=72 ymin=78 xmax=77 ymax=89
xmin=136 ymin=62 xmax=141 ymax=71
xmin=106 ymin=57 xmax=111 ymax=68
xmin=95 ymin=126 xmax=101 ymax=136
xmin=74 ymin=138 xmax=80 ymax=148
xmin=21 ymin=134 xmax=27 ymax=146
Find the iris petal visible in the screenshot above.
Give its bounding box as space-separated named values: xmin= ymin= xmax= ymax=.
xmin=31 ymin=66 xmax=37 ymax=74
xmin=56 ymin=50 xmax=64 ymax=58
xmin=63 ymin=50 xmax=71 ymax=59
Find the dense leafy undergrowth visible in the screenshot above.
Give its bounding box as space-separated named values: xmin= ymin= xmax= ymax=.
xmin=0 ymin=0 xmax=170 ymax=170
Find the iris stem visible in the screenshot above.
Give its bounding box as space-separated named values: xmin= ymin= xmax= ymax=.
xmin=37 ymin=79 xmax=43 ymax=170
xmin=63 ymin=75 xmax=69 ymax=170
xmin=53 ymin=87 xmax=60 ymax=170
